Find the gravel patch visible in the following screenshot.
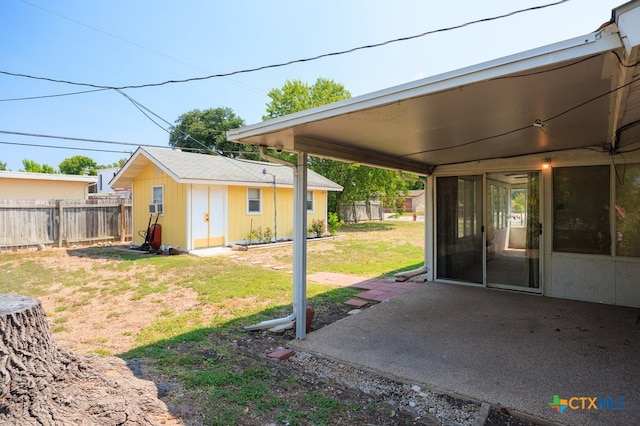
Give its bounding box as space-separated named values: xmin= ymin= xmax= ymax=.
xmin=287 ymin=350 xmax=482 ymax=425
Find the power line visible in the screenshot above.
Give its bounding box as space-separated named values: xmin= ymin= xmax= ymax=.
xmin=0 ymin=140 xmax=133 ymax=154
xmin=1 ymin=1 xmax=570 ymax=91
xmin=403 ymin=70 xmax=640 ymax=158
xmin=0 ymin=129 xmax=148 ymax=147
xmin=113 ymin=89 xmax=214 ymax=154
xmin=0 ymin=88 xmax=108 ymax=102
xmin=0 ymin=129 xmax=208 ymax=152
xmin=17 ymin=0 xmax=266 ymax=97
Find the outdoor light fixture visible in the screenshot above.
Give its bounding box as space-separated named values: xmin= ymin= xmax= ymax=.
xmin=262 ymin=168 xmax=277 ymax=242
xmin=533 ymin=119 xmax=547 ymax=128
xmin=542 ymin=158 xmax=551 ymax=169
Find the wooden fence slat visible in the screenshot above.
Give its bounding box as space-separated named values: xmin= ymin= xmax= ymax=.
xmin=0 ymin=199 xmax=132 ymax=249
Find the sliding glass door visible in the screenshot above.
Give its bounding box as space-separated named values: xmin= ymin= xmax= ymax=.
xmin=486 ymin=172 xmax=541 ymax=289
xmin=436 ymin=175 xmax=483 ymax=284
xmin=436 ymin=172 xmax=541 ymax=290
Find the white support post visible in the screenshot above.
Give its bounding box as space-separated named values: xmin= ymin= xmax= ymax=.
xmin=293 ymin=152 xmax=308 ymax=339
xmin=425 ymin=177 xmax=434 ymax=281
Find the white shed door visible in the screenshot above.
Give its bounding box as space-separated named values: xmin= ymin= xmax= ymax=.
xmin=192 ymin=185 xmax=226 ymax=248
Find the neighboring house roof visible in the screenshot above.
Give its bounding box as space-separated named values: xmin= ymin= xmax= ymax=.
xmin=407 ymin=190 xmax=424 ymax=198
xmin=110 ymin=146 xmax=343 ymax=191
xmin=227 ymin=1 xmax=640 ymax=175
xmin=0 ymin=171 xmax=97 ymax=183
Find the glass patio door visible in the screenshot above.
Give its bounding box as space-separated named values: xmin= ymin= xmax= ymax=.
xmin=436 ymin=175 xmax=484 ymax=284
xmin=486 ymin=172 xmax=541 ymax=289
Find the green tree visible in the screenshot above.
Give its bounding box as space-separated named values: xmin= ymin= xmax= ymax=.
xmin=264 ymin=78 xmax=408 ymax=215
xmin=169 ymin=107 xmax=259 ymax=159
xmin=0 ymin=161 xmax=7 ymax=171
xmin=263 ymin=78 xmax=351 ymax=120
xmin=59 ymin=155 xmax=98 ymax=175
xmin=22 ymin=159 xmax=56 ymax=173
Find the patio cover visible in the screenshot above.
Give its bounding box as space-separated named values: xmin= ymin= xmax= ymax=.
xmin=228 ymin=1 xmax=640 ymax=175
xmin=228 ymin=1 xmax=640 ymax=339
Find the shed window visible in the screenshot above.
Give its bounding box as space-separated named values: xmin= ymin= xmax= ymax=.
xmin=553 ymin=166 xmax=610 ymax=254
xmin=247 ymin=188 xmax=261 ymax=214
xmin=152 ymin=185 xmax=164 ymax=215
xmin=306 ymin=191 xmax=314 ymax=212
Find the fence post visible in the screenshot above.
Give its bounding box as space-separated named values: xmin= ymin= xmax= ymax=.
xmin=119 ymin=199 xmax=125 ymax=242
xmin=57 ymin=200 xmax=64 ymax=248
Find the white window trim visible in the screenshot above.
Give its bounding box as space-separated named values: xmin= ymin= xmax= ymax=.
xmin=306 ymin=190 xmax=314 ymax=213
xmin=247 ymin=187 xmax=262 ymax=215
xmin=152 ymin=185 xmax=164 ymax=215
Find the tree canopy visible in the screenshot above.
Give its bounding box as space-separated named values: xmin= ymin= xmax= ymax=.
xmin=0 ymin=161 xmax=7 ymax=171
xmin=169 ymin=107 xmax=259 ymax=159
xmin=22 ymin=159 xmax=55 ymax=174
xmin=263 ymin=78 xmax=352 ymax=120
xmin=263 ymin=78 xmax=410 ymax=215
xmin=59 ymin=155 xmax=98 ymax=175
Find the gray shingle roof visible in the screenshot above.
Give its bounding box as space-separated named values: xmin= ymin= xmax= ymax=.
xmin=117 ymin=147 xmax=342 ymax=190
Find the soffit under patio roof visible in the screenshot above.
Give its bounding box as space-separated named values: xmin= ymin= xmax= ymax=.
xmin=228 ymin=2 xmax=640 ymax=176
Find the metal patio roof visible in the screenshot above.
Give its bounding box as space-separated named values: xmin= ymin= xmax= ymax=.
xmin=228 ymin=1 xmax=640 ymax=175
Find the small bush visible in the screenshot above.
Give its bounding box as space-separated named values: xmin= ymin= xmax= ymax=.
xmin=246 ymin=226 xmax=274 ymax=244
xmin=327 ymin=212 xmax=344 ymax=236
xmin=308 ymin=219 xmax=326 ymax=238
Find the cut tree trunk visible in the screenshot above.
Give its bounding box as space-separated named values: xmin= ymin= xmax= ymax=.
xmin=0 ymin=294 xmax=176 ymax=425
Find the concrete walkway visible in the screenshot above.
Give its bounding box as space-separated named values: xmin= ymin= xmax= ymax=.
xmin=289 ymin=282 xmax=640 ymax=425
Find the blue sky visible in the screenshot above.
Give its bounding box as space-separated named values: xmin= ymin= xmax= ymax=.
xmin=0 ymin=0 xmax=624 ymax=171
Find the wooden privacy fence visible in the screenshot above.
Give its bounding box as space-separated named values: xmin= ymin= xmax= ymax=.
xmin=0 ymin=198 xmax=132 ymax=249
xmin=339 ymin=201 xmax=384 ymax=223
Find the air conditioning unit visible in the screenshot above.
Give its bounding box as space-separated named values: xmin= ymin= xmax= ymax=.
xmin=149 ymin=204 xmax=163 ymax=214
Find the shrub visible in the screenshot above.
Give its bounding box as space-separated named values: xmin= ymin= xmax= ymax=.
xmin=247 ymin=227 xmax=274 ymax=244
xmin=260 ymin=227 xmax=273 ymax=243
xmin=308 ymin=219 xmax=326 ymax=238
xmin=327 ymin=212 xmax=344 ymax=236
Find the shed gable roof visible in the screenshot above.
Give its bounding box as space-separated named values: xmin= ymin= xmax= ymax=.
xmin=111 ymin=147 xmax=343 ymax=191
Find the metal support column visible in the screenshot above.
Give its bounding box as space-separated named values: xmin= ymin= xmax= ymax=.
xmin=293 ymin=152 xmax=308 ymax=339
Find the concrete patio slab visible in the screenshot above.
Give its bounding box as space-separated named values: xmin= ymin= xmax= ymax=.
xmin=289 ymin=282 xmax=640 ymax=425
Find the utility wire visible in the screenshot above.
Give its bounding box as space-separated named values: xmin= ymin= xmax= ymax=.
xmin=1 ymin=1 xmax=570 ymax=91
xmin=111 ymin=91 xmax=269 ymax=180
xmin=0 ymin=88 xmax=108 ymax=102
xmin=0 ymin=130 xmax=180 ymax=148
xmin=0 ymin=140 xmax=132 ymax=154
xmin=403 ymin=73 xmax=640 ymax=158
xmin=113 ymin=89 xmax=214 ymax=154
xmin=17 ymin=0 xmax=265 ymax=96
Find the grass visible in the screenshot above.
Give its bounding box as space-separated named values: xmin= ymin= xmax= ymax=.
xmin=0 ymin=220 xmax=425 ymax=425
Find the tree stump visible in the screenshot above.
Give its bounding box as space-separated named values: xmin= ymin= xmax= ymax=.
xmin=0 ymin=294 xmax=176 ymax=425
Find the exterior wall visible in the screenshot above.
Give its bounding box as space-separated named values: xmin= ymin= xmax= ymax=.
xmin=0 ymin=177 xmax=92 ymax=200
xmin=132 ymin=163 xmax=187 ymax=249
xmin=428 ymin=149 xmax=640 ymax=308
xmin=227 ymin=186 xmax=329 ymax=244
xmin=308 ymin=189 xmax=328 ymax=227
xmin=547 ymin=253 xmax=640 ymax=307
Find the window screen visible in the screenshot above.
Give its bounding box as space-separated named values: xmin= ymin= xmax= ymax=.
xmin=615 ymin=163 xmax=640 ymax=257
xmin=553 ymin=166 xmax=610 ymax=254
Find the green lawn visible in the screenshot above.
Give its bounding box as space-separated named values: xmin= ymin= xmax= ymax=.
xmin=0 ymin=220 xmax=425 ymax=425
